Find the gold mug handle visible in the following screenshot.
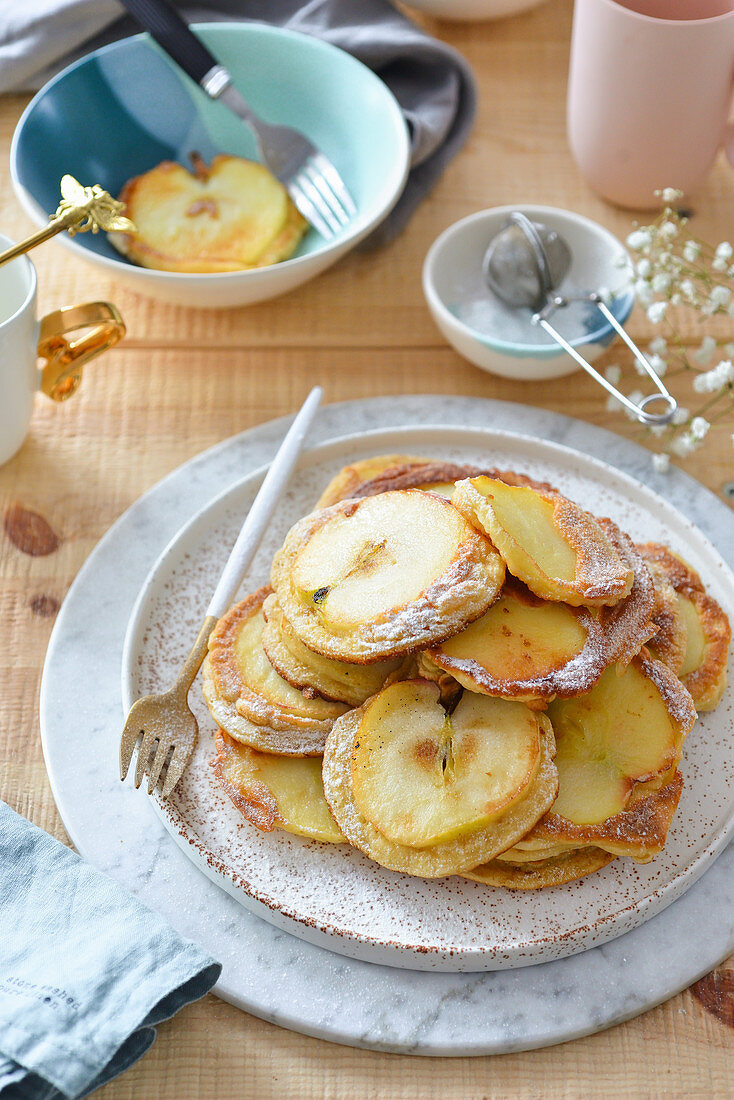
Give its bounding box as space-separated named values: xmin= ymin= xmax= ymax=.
xmin=37 ymin=301 xmax=126 ymax=402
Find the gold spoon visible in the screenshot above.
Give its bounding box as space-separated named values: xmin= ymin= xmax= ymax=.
xmin=0 ymin=175 xmax=135 ymax=267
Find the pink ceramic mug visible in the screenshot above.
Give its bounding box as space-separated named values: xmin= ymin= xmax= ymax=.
xmin=567 ymin=0 xmax=734 ymax=209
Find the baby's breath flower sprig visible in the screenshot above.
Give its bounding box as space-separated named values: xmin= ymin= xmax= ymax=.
xmin=621 ymin=189 xmax=734 ymax=471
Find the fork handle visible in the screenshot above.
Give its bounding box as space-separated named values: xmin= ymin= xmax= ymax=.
xmin=120 ymin=0 xmax=220 ymax=87
xmin=174 ymin=615 xmax=219 ymax=696
xmin=207 ymin=387 xmax=323 ymax=620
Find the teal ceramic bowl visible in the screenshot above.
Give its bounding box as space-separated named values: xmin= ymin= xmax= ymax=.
xmin=11 ymin=24 xmax=410 ymax=307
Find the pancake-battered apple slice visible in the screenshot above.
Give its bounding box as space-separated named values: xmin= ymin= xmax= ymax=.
xmin=464 ymin=846 xmax=615 ymax=890
xmin=110 ymin=153 xmax=307 ymax=273
xmin=261 ymin=593 xmax=402 ymax=706
xmin=545 ymin=653 xmax=695 ymax=825
xmin=322 ymin=680 xmax=558 ymax=877
xmin=426 ymin=577 xmax=607 ymax=703
xmin=315 ymin=454 xmax=432 ymax=509
xmin=316 ymin=454 xmax=560 ymax=509
xmin=452 ymin=476 xmax=633 ymax=606
xmin=515 ymin=768 xmax=684 ymax=865
xmin=352 ymin=682 xmax=542 ymax=847
xmin=212 ymin=730 xmax=344 ymax=843
xmin=202 ymin=587 xmax=349 ymax=756
xmin=642 ymin=556 xmax=688 ymax=675
xmin=636 ymin=543 xmax=730 ymax=711
xmin=271 ymin=490 xmax=505 ymax=663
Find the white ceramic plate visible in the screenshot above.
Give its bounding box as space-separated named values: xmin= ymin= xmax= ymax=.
xmin=121 ymin=426 xmax=734 ymax=972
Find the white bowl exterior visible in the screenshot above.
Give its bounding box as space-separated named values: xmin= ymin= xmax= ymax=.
xmin=403 ymin=0 xmax=547 ymax=19
xmin=426 ymin=300 xmax=608 ymax=380
xmin=77 ymin=235 xmax=362 ymax=308
xmin=423 ymin=204 xmax=632 ymax=380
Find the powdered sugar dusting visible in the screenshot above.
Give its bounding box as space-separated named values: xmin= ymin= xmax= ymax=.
xmin=273 ymin=492 xmax=504 ymax=662
xmin=597 ymin=520 xmax=656 ymax=667
xmin=639 ymin=651 xmax=697 ymax=737
xmin=432 ymin=599 xmax=607 ymax=699
xmin=361 ymin=532 xmax=503 ymax=651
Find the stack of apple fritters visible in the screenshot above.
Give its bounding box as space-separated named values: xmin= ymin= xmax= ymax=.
xmin=202 ymin=455 xmax=730 ymax=889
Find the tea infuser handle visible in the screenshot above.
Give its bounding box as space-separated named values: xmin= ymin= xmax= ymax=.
xmin=592 ymin=295 xmax=676 ymax=404
xmin=533 ymin=295 xmax=677 ymax=426
xmin=534 ymin=293 xmax=677 ymax=426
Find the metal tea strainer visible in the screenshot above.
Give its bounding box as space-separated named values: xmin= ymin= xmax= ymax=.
xmin=483 ymin=212 xmax=678 ymax=425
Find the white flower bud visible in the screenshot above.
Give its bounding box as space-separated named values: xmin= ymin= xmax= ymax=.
xmin=709 ymin=285 xmax=731 ymax=307
xmin=627 ymin=229 xmax=652 ymax=251
xmin=693 ymin=371 xmax=717 ymax=393
xmin=635 ymin=280 xmax=654 ymax=306
xmin=647 ymin=354 xmax=667 ymax=377
xmin=652 ymin=452 xmax=670 ymax=472
xmin=670 ymin=434 xmax=697 ymax=457
xmin=694 ymin=335 xmax=717 ymax=365
xmin=692 ymin=359 xmax=732 ymax=392
xmin=690 ymin=416 xmax=710 ymax=440
xmin=647 ymin=301 xmax=667 ymax=323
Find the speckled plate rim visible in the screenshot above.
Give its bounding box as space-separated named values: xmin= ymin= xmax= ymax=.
xmin=38 ymin=395 xmax=734 ymax=1052
xmin=120 ymin=424 xmax=734 ymax=972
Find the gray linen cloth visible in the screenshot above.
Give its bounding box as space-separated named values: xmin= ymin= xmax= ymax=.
xmin=0 ymin=801 xmax=220 ymax=1099
xmin=0 ymin=0 xmax=477 ymax=243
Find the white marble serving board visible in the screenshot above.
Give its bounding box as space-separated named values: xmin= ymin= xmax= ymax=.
xmin=40 ymin=396 xmax=734 ymax=1052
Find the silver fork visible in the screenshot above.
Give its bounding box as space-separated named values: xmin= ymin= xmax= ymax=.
xmin=120 ymin=0 xmax=357 ymax=240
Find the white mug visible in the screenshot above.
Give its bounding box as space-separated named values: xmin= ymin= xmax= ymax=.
xmin=0 ymin=235 xmax=125 ymax=465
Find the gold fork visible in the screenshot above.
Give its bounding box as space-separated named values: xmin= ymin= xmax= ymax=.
xmin=120 ymin=386 xmax=323 ymax=797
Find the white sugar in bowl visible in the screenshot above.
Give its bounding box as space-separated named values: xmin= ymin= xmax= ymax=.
xmin=422 ymin=205 xmax=634 ymax=381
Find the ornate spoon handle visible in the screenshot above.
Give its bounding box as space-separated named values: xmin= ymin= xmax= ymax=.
xmin=0 ymin=175 xmax=135 ymax=267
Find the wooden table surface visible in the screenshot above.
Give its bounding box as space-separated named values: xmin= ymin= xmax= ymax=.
xmin=1 ymin=1 xmax=732 ymax=1095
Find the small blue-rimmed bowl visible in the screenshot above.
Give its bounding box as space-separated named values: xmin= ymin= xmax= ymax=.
xmin=11 ymin=24 xmax=410 ymax=308
xmin=423 ymin=205 xmax=634 ymax=380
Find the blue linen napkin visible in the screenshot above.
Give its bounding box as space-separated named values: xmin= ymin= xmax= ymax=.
xmin=0 ymin=0 xmax=476 ymax=244
xmin=0 ymin=802 xmax=220 ymax=1099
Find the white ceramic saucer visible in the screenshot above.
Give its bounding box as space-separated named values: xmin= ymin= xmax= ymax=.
xmin=40 ymin=397 xmax=734 ymax=1050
